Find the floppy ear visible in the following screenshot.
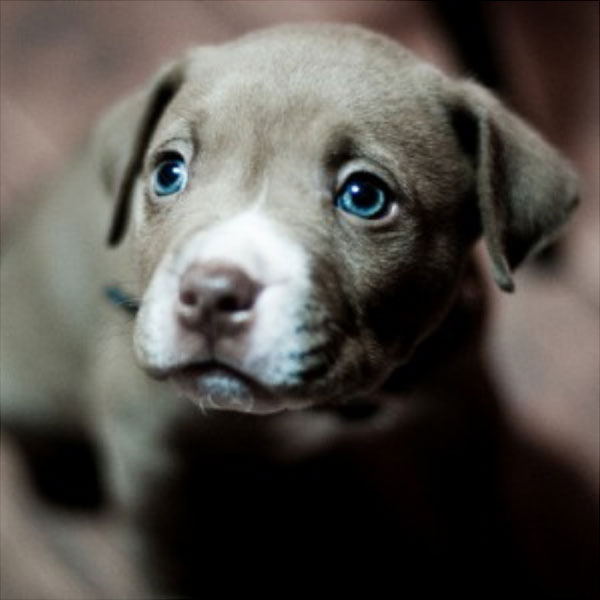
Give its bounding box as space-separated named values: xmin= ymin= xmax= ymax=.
xmin=451 ymin=80 xmax=579 ymax=292
xmin=94 ymin=62 xmax=186 ymax=246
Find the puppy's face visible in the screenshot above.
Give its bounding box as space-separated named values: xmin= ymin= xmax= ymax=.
xmin=108 ymin=26 xmax=575 ymax=414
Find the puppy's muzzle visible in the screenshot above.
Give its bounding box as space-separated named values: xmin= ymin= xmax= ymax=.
xmin=176 ymin=261 xmax=263 ymax=343
xmin=134 ymin=212 xmax=331 ymax=413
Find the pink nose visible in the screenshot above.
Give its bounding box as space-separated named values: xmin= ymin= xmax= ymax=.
xmin=176 ymin=262 xmax=262 ymax=338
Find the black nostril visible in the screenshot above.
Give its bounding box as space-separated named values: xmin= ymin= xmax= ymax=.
xmin=180 ymin=289 xmax=198 ymax=307
xmin=217 ymin=294 xmax=246 ymax=313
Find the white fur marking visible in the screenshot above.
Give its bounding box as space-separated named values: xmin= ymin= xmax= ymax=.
xmin=134 ymin=211 xmax=315 ymax=390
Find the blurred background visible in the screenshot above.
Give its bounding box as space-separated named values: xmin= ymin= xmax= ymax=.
xmin=0 ymin=1 xmax=598 ymax=598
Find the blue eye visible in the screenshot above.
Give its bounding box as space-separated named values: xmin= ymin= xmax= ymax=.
xmin=335 ymin=174 xmax=392 ymax=220
xmin=152 ymin=156 xmax=188 ymax=196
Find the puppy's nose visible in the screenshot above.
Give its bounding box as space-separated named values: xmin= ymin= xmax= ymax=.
xmin=177 ymin=262 xmax=262 ymax=336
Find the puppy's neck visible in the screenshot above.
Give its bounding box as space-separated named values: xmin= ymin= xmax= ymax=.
xmin=382 ymin=258 xmax=490 ymax=395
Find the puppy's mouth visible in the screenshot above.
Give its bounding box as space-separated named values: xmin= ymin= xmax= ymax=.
xmin=168 ymin=361 xmax=297 ymax=414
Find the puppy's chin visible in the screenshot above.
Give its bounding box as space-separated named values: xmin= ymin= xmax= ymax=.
xmin=171 ymin=367 xmax=308 ymax=415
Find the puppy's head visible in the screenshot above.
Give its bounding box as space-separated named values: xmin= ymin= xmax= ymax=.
xmin=99 ymin=25 xmax=577 ymax=414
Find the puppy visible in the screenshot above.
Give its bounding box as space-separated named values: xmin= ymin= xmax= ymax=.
xmin=1 ymin=24 xmax=591 ymax=597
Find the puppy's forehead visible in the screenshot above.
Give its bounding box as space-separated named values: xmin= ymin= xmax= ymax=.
xmin=176 ymin=26 xmax=438 ymax=126
xmin=192 ymin=24 xmax=421 ymax=83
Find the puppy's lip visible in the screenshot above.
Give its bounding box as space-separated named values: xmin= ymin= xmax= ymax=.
xmin=172 ymin=360 xmax=270 ymax=394
xmin=166 ymin=360 xmax=283 ymax=414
